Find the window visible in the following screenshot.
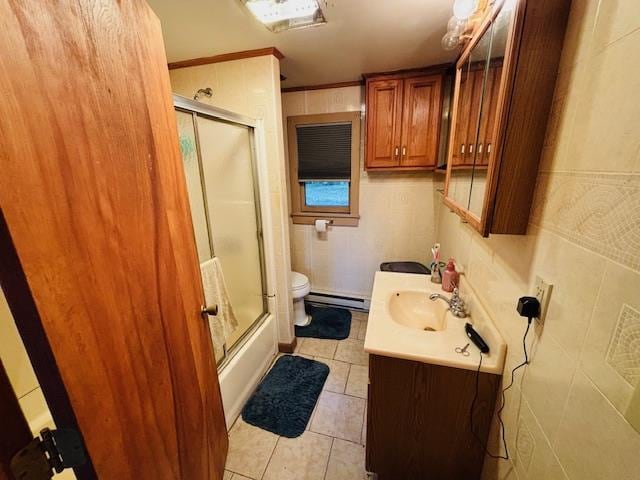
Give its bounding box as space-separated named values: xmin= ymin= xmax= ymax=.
xmin=287 ymin=112 xmax=360 ymax=226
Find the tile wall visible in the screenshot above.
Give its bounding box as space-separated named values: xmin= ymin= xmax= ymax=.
xmin=282 ymin=86 xmax=441 ymax=298
xmin=436 ymin=1 xmax=640 ymax=478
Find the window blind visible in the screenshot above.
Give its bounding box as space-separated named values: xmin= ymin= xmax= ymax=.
xmin=296 ymin=122 xmax=352 ymax=181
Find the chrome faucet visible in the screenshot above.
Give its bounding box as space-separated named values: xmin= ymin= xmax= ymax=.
xmin=429 ymin=288 xmax=468 ymax=318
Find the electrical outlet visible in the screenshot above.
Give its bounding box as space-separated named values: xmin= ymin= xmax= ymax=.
xmin=534 ymin=276 xmax=553 ymax=322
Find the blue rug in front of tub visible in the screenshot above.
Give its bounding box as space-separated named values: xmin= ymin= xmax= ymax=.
xmin=295 ymin=305 xmax=352 ymax=340
xmin=241 ymin=355 xmax=329 ymax=438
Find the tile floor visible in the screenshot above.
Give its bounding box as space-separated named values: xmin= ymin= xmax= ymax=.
xmin=224 ymin=310 xmax=370 ymax=480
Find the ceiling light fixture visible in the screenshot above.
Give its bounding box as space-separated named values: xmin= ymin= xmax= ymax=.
xmin=242 ymin=0 xmax=326 ymax=33
xmin=441 ymin=0 xmax=479 ymax=51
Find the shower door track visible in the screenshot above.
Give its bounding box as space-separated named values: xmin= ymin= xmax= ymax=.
xmin=173 ymin=94 xmax=272 ymax=373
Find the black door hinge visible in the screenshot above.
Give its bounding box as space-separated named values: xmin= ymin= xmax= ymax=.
xmin=10 ymin=428 xmax=86 ymax=480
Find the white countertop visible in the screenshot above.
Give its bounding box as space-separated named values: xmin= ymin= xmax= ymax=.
xmin=364 ymin=271 xmax=506 ymax=375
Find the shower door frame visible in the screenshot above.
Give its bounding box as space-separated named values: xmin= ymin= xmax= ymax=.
xmin=173 ymin=95 xmax=273 ymax=371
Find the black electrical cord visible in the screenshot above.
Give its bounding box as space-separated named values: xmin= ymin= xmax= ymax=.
xmin=469 ymin=316 xmax=534 ymax=460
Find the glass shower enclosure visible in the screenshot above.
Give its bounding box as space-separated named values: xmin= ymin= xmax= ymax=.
xmin=174 ymin=95 xmax=268 ymax=366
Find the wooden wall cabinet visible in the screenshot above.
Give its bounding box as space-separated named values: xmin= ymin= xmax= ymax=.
xmin=365 ymin=354 xmax=500 ymax=480
xmin=444 ymin=0 xmax=571 ymax=235
xmin=365 ymin=70 xmax=443 ymax=171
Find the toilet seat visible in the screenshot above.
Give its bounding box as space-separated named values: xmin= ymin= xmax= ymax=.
xmin=291 ymin=271 xmax=310 ymax=298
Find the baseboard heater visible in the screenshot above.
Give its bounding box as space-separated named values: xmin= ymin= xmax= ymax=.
xmin=306 ymin=291 xmax=370 ymax=311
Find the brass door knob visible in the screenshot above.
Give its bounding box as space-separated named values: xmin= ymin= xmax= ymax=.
xmin=201 ymin=304 xmax=218 ymax=316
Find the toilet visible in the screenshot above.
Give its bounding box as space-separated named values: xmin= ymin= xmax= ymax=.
xmin=291 ymin=271 xmax=311 ymax=327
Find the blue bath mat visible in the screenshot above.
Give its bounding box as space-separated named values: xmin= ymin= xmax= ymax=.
xmin=242 ymin=355 xmax=329 ymax=437
xmin=295 ymin=305 xmax=352 ymax=340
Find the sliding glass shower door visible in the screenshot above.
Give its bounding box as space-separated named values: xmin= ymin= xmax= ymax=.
xmin=175 ymin=99 xmax=267 ymax=365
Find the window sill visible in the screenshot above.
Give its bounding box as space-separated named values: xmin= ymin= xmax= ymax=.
xmin=291 ymin=212 xmax=360 ymax=227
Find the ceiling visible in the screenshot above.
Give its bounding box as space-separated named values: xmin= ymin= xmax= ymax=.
xmin=146 ymin=0 xmax=458 ymax=88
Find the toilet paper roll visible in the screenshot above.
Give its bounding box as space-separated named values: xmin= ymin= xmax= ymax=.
xmin=315 ymin=219 xmax=328 ymax=232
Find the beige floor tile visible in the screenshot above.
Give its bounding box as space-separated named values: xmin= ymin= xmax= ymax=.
xmin=357 ymin=320 xmax=368 ymax=340
xmin=350 ymin=310 xmax=369 ymax=322
xmin=348 ymin=318 xmax=362 ymax=339
xmin=230 ymin=475 xmax=252 ymax=480
xmin=298 ymin=338 xmax=338 ymax=359
xmin=334 ymin=339 xmax=369 ymax=366
xmin=225 ymin=418 xmax=278 ymax=479
xmin=310 ymin=391 xmax=366 ymax=443
xmin=345 ymin=364 xmax=368 ymax=398
xmin=316 ymin=357 xmax=350 ymax=393
xmin=325 ymin=438 xmax=367 ymax=480
xmin=223 ymin=471 xmax=233 ymax=480
xmin=263 ymin=431 xmax=333 ymax=480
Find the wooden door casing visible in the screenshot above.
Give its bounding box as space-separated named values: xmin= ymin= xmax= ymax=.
xmin=399 ymin=75 xmax=443 ymax=168
xmin=365 ymin=79 xmax=403 ymax=168
xmin=0 ymin=1 xmax=228 ymax=479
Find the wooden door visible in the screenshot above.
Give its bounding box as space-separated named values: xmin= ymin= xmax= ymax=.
xmin=365 ymin=79 xmax=403 ymax=169
xmin=0 ymin=1 xmax=228 ymax=479
xmin=399 ymin=75 xmax=442 ymax=168
xmin=0 ymin=360 xmax=32 ymax=480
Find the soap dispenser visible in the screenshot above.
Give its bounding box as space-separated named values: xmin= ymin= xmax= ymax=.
xmin=442 ymin=259 xmax=459 ymax=293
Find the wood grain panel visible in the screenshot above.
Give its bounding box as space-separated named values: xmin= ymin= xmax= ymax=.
xmin=0 ymin=360 xmax=32 ymax=480
xmin=366 ymin=355 xmax=500 ymax=480
xmin=365 ymin=79 xmax=403 ymax=169
xmin=0 ymin=1 xmax=227 ymax=479
xmin=281 ymin=80 xmax=363 ymax=93
xmin=400 ymin=75 xmax=443 ymax=168
xmin=168 ymin=47 xmax=284 ymax=70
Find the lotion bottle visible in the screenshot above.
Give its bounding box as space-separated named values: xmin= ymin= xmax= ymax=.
xmin=442 ymin=259 xmax=459 ymax=293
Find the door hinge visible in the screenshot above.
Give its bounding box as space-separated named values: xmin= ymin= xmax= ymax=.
xmin=11 ymin=428 xmax=86 ymax=480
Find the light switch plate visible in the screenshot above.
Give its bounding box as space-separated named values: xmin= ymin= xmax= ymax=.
xmin=534 ymin=276 xmax=553 ymax=322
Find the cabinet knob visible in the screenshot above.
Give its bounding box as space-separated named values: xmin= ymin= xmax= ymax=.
xmin=461 ymin=144 xmax=465 ymax=154
xmin=402 ymin=146 xmax=407 ymax=157
xmin=394 ymin=146 xmax=399 ymax=158
xmin=469 ymin=143 xmax=474 ymax=154
xmin=478 ymin=143 xmax=483 ymax=154
xmin=487 ymin=143 xmax=492 ymax=154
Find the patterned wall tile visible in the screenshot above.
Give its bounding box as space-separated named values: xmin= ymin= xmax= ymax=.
xmin=607 ymin=304 xmax=640 ymax=387
xmin=516 ymin=420 xmax=535 ymax=472
xmin=531 ymin=172 xmax=640 ymax=271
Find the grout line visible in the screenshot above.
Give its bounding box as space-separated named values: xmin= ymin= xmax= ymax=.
xmin=322 ymin=437 xmax=335 ymax=480
xmin=259 ymin=435 xmax=280 ymax=480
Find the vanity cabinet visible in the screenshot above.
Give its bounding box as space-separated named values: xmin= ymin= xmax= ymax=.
xmin=444 ymin=0 xmax=570 ymax=235
xmin=366 ymin=354 xmax=500 ymax=479
xmin=365 ymin=70 xmax=444 ymax=171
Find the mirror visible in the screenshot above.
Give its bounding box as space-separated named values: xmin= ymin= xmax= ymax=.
xmin=446 ymin=20 xmax=493 ymax=214
xmin=468 ymin=2 xmax=513 ymax=218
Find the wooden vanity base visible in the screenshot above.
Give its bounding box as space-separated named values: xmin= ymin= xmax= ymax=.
xmin=366 ymin=354 xmax=501 ymax=480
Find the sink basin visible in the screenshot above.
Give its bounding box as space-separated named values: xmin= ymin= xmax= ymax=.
xmin=364 ymin=271 xmax=506 ymax=375
xmin=388 ymin=290 xmax=448 ymax=331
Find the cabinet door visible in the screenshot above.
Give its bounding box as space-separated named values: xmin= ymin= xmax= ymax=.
xmin=479 ymin=63 xmax=503 ymax=166
xmin=399 ymin=75 xmax=442 ymax=168
xmin=451 ymin=67 xmax=473 ymax=166
xmin=365 ymin=79 xmax=403 ymax=168
xmin=463 ymin=68 xmax=485 ymax=165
